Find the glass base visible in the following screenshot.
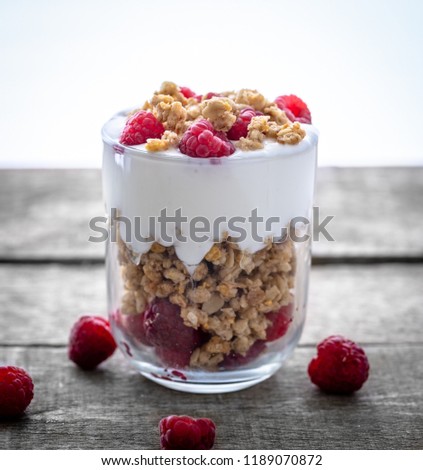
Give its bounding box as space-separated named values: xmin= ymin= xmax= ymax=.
xmin=141 ymin=370 xmax=275 ymax=393
xmin=114 ymin=320 xmax=303 ymax=394
xmin=126 ymin=349 xmax=295 ymax=394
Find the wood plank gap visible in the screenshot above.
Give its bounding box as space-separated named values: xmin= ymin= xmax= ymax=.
xmin=1 ymin=255 xmax=423 ymax=266
xmin=2 ymin=342 xmax=422 ymax=349
xmin=0 ymin=257 xmax=104 ymax=265
xmin=313 ymin=255 xmax=423 ymax=265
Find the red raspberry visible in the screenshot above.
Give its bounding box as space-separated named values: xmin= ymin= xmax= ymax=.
xmin=203 ymin=92 xmax=220 ymax=100
xmin=179 ymin=119 xmax=235 ymax=158
xmin=191 ymin=92 xmax=223 ymax=101
xmin=145 ymin=299 xmax=208 ymax=368
xmin=155 ymin=347 xmax=194 ymax=369
xmin=0 ymin=366 xmax=34 ymax=417
xmin=123 ymin=310 xmax=152 ymax=346
xmin=227 ymin=107 xmax=257 ymax=140
xmin=275 ymin=94 xmax=312 ymax=124
xmin=179 ymin=86 xmax=196 ymax=99
xmin=308 ymin=335 xmax=370 ymax=394
xmin=159 ymin=415 xmax=216 ymax=450
xmin=266 ymin=303 xmax=293 ymax=341
xmin=221 ymin=340 xmax=266 ymax=369
xmin=120 ymin=110 xmax=165 ymax=145
xmin=69 ymin=316 xmax=117 ymax=370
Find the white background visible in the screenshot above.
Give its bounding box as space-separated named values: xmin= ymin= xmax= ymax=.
xmin=0 ymin=0 xmax=422 ymax=168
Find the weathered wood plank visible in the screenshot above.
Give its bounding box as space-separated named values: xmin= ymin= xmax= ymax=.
xmin=0 ymin=170 xmax=104 ymax=260
xmin=1 ymin=168 xmax=422 ymax=260
xmin=1 ymin=264 xmax=422 ymax=346
xmin=0 ymin=345 xmax=421 ymax=450
xmin=314 ymin=168 xmax=423 ymax=258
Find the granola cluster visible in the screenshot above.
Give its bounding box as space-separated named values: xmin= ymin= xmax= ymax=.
xmin=137 ymin=82 xmax=306 ymax=151
xmin=118 ymin=237 xmax=295 ymax=368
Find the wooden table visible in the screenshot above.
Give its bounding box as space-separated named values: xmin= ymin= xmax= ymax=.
xmin=0 ymin=168 xmax=422 ymax=450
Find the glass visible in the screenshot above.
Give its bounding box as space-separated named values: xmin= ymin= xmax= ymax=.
xmin=102 ymin=110 xmax=318 ymax=393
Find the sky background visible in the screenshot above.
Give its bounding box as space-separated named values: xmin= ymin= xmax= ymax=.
xmin=0 ymin=0 xmax=422 ymax=168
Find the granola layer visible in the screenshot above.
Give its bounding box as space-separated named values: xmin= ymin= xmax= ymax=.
xmin=118 ymin=236 xmax=295 ymax=369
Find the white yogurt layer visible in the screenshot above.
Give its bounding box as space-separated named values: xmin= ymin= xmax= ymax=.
xmin=102 ymin=110 xmax=318 ymax=274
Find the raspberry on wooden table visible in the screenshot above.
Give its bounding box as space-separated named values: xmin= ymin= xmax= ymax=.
xmin=0 ymin=366 xmax=34 ymax=417
xmin=308 ymin=335 xmax=370 ymax=394
xmin=69 ymin=316 xmax=117 ymax=370
xmin=159 ymin=415 xmax=216 ymax=450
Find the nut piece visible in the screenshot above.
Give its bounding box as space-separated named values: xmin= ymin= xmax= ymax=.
xmin=201 ymin=97 xmax=237 ymax=132
xmin=202 ymin=293 xmax=225 ymax=314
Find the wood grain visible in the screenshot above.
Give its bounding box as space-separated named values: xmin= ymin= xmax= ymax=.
xmin=0 ymin=346 xmax=421 ymax=450
xmin=1 ymin=264 xmax=422 ymax=346
xmin=1 ymin=168 xmax=422 ymax=260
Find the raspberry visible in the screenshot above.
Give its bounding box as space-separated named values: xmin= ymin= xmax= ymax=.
xmin=308 ymin=336 xmax=370 ymax=394
xmin=275 ymin=94 xmax=312 ymax=124
xmin=159 ymin=415 xmax=216 ymax=450
xmin=227 ymin=107 xmax=257 ymax=140
xmin=145 ymin=299 xmax=208 ymax=368
xmin=0 ymin=366 xmax=34 ymax=417
xmin=123 ymin=310 xmax=152 ymax=346
xmin=120 ymin=110 xmax=165 ymax=145
xmin=203 ymin=92 xmax=220 ymax=100
xmin=266 ymin=303 xmax=293 ymax=341
xmin=221 ymin=340 xmax=266 ymax=369
xmin=155 ymin=347 xmax=194 ymax=369
xmin=194 ymin=92 xmax=223 ymax=102
xmin=69 ymin=316 xmax=117 ymax=370
xmin=179 ymin=120 xmax=235 ymax=158
xmin=179 ymin=86 xmax=196 ymax=99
